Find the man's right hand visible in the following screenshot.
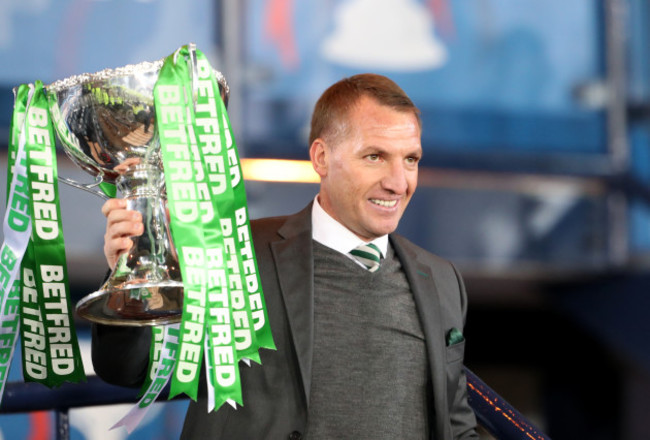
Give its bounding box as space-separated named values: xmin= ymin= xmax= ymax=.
xmin=101 ymin=198 xmax=143 ymax=270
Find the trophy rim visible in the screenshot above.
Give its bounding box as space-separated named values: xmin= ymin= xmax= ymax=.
xmin=45 ymin=57 xmax=230 ymax=99
xmin=76 ymin=285 xmax=183 ymax=327
xmin=46 ymin=59 xmax=164 ymax=93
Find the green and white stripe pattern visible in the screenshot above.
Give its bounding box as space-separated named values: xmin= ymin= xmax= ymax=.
xmin=350 ymin=243 xmax=382 ymax=272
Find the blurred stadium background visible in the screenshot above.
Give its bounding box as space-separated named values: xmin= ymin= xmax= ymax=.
xmin=1 ymin=1 xmax=648 ymax=438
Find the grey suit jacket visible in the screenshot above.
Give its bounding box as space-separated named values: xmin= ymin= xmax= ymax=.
xmin=92 ymin=203 xmax=478 ymax=439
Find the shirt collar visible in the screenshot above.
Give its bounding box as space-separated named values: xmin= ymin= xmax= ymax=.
xmin=311 ymin=196 xmax=388 ymax=258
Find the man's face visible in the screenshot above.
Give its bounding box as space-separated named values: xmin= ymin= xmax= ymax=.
xmin=311 ymin=96 xmax=422 ymax=241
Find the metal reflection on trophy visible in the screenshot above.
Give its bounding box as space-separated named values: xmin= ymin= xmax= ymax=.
xmin=47 ymin=53 xmax=229 ymax=326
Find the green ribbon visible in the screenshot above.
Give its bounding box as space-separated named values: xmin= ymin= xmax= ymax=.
xmin=20 ymin=81 xmax=86 ymax=387
xmin=194 ymin=53 xmax=259 ymax=369
xmin=155 ymin=47 xmax=222 ymax=402
xmin=215 ymin=95 xmax=275 ymax=355
xmin=7 ymin=85 xmax=29 ymax=191
xmin=191 ymin=49 xmax=253 ymax=409
xmin=139 ymin=326 xmax=164 ymax=396
xmin=99 ymin=182 xmax=117 ymax=198
xmin=153 ymin=44 xmax=275 ymax=411
xmin=1 ymin=82 xmax=86 ymax=395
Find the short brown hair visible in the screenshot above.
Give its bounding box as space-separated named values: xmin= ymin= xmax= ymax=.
xmin=308 ymin=73 xmax=421 ymax=146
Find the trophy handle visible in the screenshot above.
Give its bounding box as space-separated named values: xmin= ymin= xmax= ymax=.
xmin=58 ymin=174 xmax=110 ymax=200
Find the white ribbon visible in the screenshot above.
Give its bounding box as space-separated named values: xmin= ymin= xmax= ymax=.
xmin=0 ymin=85 xmax=34 ymax=400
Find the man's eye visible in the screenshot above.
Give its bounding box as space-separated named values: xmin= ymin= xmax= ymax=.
xmin=367 ymin=154 xmax=380 ymax=161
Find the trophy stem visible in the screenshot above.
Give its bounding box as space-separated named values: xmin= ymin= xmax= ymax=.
xmin=76 ymin=163 xmax=184 ymax=326
xmin=118 ymin=163 xmax=175 ymax=282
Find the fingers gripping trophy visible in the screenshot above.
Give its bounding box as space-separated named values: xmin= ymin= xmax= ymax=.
xmin=48 ymin=45 xmax=229 ymax=326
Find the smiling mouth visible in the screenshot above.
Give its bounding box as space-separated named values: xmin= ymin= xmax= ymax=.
xmin=370 ymin=198 xmax=397 ymax=208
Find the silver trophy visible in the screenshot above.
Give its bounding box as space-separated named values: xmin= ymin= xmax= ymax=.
xmin=47 ymin=47 xmax=229 ymax=326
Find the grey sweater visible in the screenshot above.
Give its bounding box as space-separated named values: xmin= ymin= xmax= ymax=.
xmin=307 ymin=241 xmax=431 ymax=439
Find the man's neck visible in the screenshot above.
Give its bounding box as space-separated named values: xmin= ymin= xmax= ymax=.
xmin=311 ymin=195 xmax=388 ymax=257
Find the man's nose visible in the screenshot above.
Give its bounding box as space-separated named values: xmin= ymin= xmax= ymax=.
xmin=381 ymin=160 xmax=409 ymax=194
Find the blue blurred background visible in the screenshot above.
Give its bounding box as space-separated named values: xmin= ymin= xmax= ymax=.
xmin=1 ymin=0 xmax=649 ymax=438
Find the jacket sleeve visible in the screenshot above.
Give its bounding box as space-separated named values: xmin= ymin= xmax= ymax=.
xmin=450 ymin=263 xmax=479 ymax=440
xmin=91 ymin=323 xmax=152 ymax=388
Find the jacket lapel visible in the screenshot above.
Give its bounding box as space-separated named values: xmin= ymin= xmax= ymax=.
xmin=270 ymin=205 xmax=315 ymax=406
xmin=391 ymin=234 xmax=449 ymax=440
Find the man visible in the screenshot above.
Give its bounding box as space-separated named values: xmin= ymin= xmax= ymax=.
xmin=94 ymin=74 xmax=478 ymax=439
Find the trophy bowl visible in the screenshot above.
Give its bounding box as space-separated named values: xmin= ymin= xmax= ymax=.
xmin=47 ymin=54 xmax=229 ymax=326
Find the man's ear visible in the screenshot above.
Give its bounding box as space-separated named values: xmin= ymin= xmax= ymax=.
xmin=310 ymin=139 xmax=329 ymax=178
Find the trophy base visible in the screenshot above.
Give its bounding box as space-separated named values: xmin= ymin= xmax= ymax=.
xmin=76 ymin=282 xmax=183 ymax=327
